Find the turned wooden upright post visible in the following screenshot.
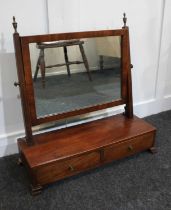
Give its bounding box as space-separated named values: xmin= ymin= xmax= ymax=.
xmin=122 ymin=13 xmax=133 ymax=118
xmin=12 ymin=17 xmax=34 ymax=145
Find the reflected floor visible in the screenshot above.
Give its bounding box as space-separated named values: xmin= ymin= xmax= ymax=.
xmin=34 ymin=68 xmax=121 ymax=117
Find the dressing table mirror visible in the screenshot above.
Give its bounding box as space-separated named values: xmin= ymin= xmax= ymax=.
xmin=13 ymin=14 xmax=156 ymax=195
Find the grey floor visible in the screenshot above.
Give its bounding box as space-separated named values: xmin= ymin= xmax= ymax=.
xmin=34 ymin=68 xmax=121 ymax=117
xmin=0 ymin=111 xmax=171 ymax=210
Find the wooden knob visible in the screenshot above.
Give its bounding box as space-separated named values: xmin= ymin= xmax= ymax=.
xmin=14 ymin=82 xmax=20 ymax=87
xmin=130 ymin=64 xmax=133 ymax=69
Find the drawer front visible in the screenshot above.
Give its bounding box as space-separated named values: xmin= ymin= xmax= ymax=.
xmin=104 ymin=132 xmax=154 ymax=162
xmin=36 ymin=151 xmax=100 ymax=185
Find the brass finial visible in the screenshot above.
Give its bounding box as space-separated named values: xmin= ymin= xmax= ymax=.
xmin=12 ymin=16 xmax=18 ymax=33
xmin=123 ymin=13 xmax=127 ymax=28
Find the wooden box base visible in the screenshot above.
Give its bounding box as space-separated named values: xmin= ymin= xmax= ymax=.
xmin=18 ymin=114 xmax=156 ymax=194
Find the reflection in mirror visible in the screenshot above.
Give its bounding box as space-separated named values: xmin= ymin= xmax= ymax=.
xmin=29 ymin=36 xmax=121 ymax=117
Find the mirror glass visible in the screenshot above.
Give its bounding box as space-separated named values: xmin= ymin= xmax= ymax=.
xmin=29 ymin=36 xmax=121 ymax=117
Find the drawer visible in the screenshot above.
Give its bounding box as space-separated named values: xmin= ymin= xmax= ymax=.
xmin=104 ymin=132 xmax=154 ymax=162
xmin=35 ymin=151 xmax=100 ymax=185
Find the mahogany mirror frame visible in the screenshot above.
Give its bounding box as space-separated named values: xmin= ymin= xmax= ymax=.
xmin=13 ymin=16 xmax=133 ymax=145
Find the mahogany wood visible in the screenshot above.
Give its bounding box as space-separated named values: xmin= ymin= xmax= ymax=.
xmin=18 ymin=114 xmax=156 ymax=192
xmin=36 ymin=151 xmax=100 ymax=185
xmin=124 ymin=28 xmax=133 ymax=118
xmin=21 ymin=30 xmax=125 ymax=44
xmin=13 ymin=32 xmax=33 ymax=145
xmin=104 ymin=132 xmax=154 ymax=162
xmin=18 ymin=28 xmax=128 ymax=126
xmin=13 ymin=14 xmax=157 ymax=194
xmin=33 ymin=99 xmax=125 ymax=125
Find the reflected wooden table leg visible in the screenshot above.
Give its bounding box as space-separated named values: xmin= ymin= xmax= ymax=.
xmin=33 ymin=51 xmax=41 ymax=81
xmin=63 ymin=46 xmax=71 ymax=77
xmin=39 ymin=49 xmax=46 ymax=88
xmin=99 ymin=55 xmax=104 ymax=71
xmin=79 ymin=43 xmax=92 ymax=81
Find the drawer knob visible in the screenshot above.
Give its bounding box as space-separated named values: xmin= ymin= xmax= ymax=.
xmin=128 ymin=145 xmax=134 ymax=151
xmin=68 ymin=164 xmax=74 ymax=172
